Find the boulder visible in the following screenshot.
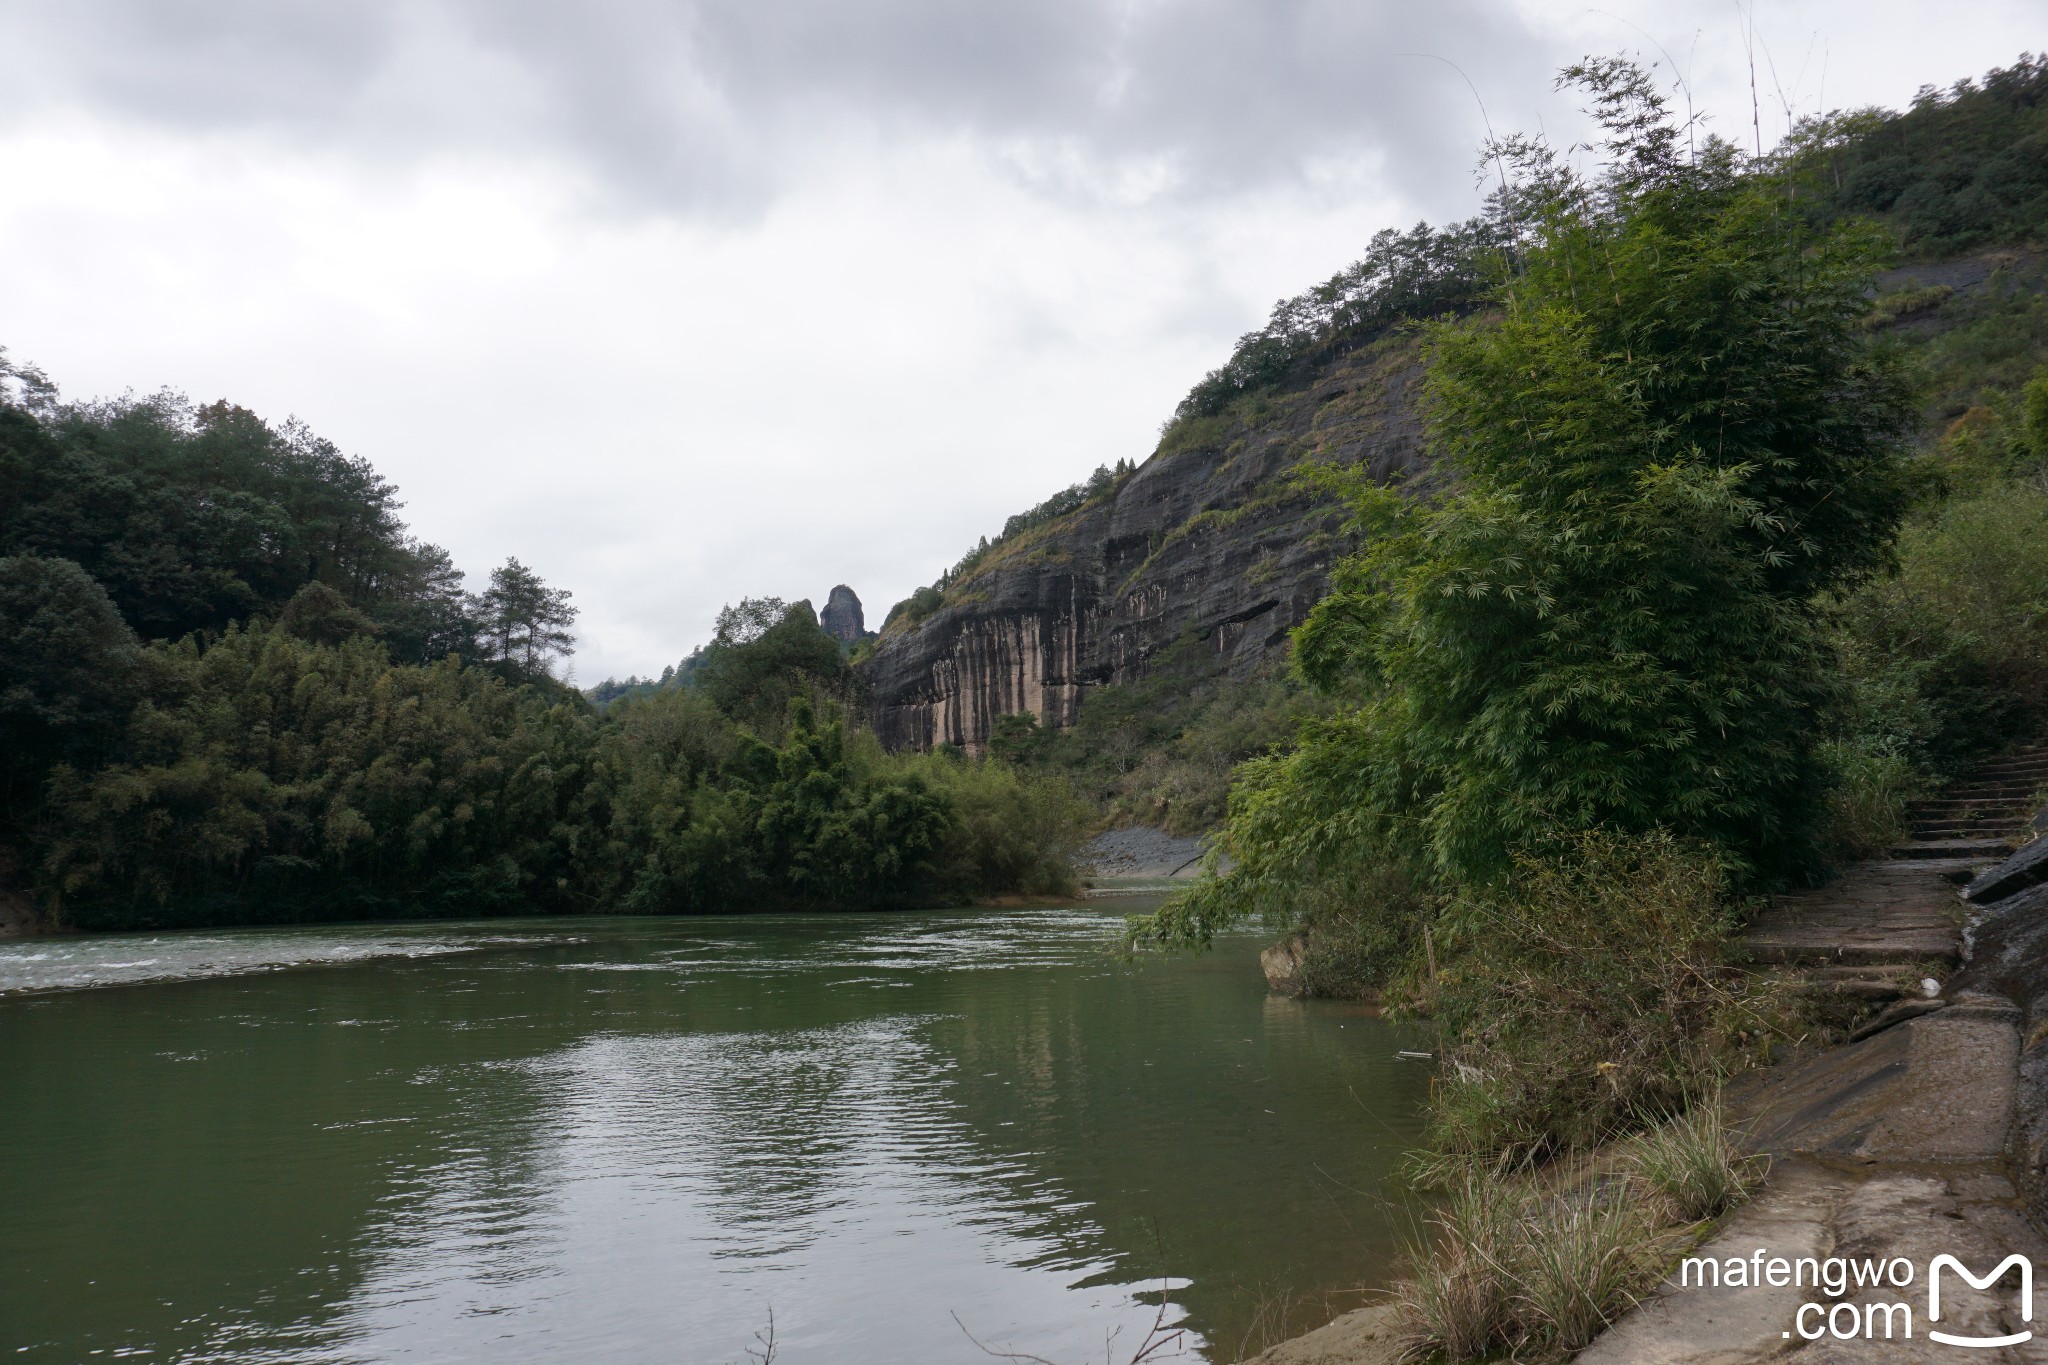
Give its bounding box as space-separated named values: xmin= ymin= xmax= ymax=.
xmin=1964 ymin=832 xmax=2048 ymax=903
xmin=1261 ymin=934 xmax=1306 ymax=994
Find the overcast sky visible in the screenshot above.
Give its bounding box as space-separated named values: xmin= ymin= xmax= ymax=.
xmin=1 ymin=1 xmax=2040 ymax=680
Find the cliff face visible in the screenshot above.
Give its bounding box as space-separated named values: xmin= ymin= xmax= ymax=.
xmin=864 ymin=331 xmax=1433 ymax=752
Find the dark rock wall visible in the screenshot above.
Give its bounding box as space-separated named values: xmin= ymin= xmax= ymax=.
xmin=863 ymin=332 xmax=1433 ymax=752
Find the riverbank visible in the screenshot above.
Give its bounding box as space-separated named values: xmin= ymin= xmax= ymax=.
xmin=1246 ymin=746 xmax=2048 ymax=1364
xmin=1079 ymin=827 xmax=1213 ymax=880
xmin=1581 ymin=748 xmax=2048 ymax=1360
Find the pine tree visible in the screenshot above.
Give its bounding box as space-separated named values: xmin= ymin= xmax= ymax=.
xmin=475 ymin=558 xmax=577 ymax=678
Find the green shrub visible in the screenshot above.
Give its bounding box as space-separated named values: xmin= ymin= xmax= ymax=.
xmin=1816 ymin=735 xmax=1925 ymax=861
xmin=1862 ymin=283 xmax=1953 ymax=327
xmin=881 ymin=584 xmax=944 ymax=634
xmin=1034 ymin=634 xmax=1329 ymax=838
xmin=1877 ymin=482 xmax=2048 ymax=709
xmin=1905 ymin=266 xmax=2048 ymax=434
xmin=1424 ymin=830 xmax=1776 ymax=1161
xmin=1285 ymin=864 xmax=1429 ymax=999
xmin=905 ymin=746 xmax=1087 ymax=899
xmin=1143 ymin=64 xmax=1915 ymax=962
xmin=1834 ymin=478 xmax=2048 ymax=781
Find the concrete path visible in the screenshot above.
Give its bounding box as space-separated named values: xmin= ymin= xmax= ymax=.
xmin=1580 ymin=746 xmax=2048 ymax=1362
xmin=1584 ymin=992 xmax=2048 ymax=1362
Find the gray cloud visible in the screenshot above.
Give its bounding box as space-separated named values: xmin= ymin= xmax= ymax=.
xmin=0 ymin=0 xmax=1552 ymax=216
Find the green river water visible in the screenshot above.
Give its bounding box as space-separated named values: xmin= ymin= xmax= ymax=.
xmin=0 ymin=905 xmax=1429 ymax=1363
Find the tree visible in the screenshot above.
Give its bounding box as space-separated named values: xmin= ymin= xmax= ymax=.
xmin=693 ymin=598 xmax=850 ymax=728
xmin=276 ymin=580 xmax=382 ymax=646
xmin=0 ymin=556 xmax=140 ymax=829
xmin=712 ymin=597 xmax=787 ymax=646
xmin=1 ymin=370 xmax=469 ymax=646
xmin=986 ymin=712 xmax=1045 ymax=764
xmin=1142 ymin=58 xmax=1914 ymax=953
xmin=474 ymin=558 xmax=577 ymax=678
xmin=374 ymin=541 xmax=478 ymax=663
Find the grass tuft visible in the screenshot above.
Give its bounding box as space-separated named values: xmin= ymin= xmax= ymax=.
xmin=1395 ymin=1166 xmax=1518 ymax=1361
xmin=1395 ymin=1095 xmax=1759 ymax=1363
xmin=1509 ymin=1184 xmax=1658 ymax=1356
xmin=1623 ymin=1094 xmax=1766 ymax=1225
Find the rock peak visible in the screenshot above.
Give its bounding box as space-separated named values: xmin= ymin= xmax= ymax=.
xmin=821 ymin=585 xmax=865 ymax=644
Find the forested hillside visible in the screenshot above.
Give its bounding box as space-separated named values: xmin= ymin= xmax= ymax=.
xmin=1084 ymin=63 xmax=2048 ymax=1336
xmin=867 ymin=54 xmax=2048 ymax=839
xmin=0 ymin=368 xmax=1081 ymax=929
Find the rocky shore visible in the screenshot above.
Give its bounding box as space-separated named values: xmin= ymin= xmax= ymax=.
xmin=1079 ymin=826 xmax=1213 ymax=881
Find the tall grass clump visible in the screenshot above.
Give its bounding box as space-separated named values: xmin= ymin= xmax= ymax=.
xmin=1624 ymin=1093 xmax=1766 ymax=1224
xmin=1396 ymin=1164 xmax=1662 ymax=1362
xmin=1398 ymin=1096 xmax=1762 ymax=1362
xmin=1397 ymin=1166 xmax=1520 ymax=1361
xmin=1509 ymin=1186 xmax=1661 ymax=1356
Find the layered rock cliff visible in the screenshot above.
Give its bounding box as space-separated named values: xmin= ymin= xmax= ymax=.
xmin=863 ymin=330 xmax=1434 ymax=752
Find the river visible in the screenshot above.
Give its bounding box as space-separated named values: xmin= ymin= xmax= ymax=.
xmin=0 ymin=906 xmax=1429 ymax=1363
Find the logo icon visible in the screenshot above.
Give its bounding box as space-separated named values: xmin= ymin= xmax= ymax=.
xmin=1928 ymin=1253 xmax=2033 ymax=1348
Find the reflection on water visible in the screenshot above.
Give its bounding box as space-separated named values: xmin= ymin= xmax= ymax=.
xmin=0 ymin=910 xmax=1430 ymax=1363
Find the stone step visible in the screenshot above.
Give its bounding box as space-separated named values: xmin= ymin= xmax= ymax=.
xmin=1906 ymin=812 xmax=2034 ymax=826
xmin=1801 ymin=978 xmax=1914 ymax=1000
xmin=1891 ymin=837 xmax=2012 ymax=859
xmin=1906 ymin=816 xmax=2033 ymax=829
xmin=1913 ymin=822 xmax=2021 ymax=837
xmin=1747 ymin=939 xmax=1959 ymax=966
xmin=1913 ymin=810 xmax=2028 ymax=824
xmin=1920 ymin=789 xmax=2039 ymax=799
xmin=1924 ymin=792 xmax=2040 ymax=807
xmin=1802 ymin=963 xmax=1922 ymax=977
xmin=1947 ymin=779 xmax=2046 ymax=791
